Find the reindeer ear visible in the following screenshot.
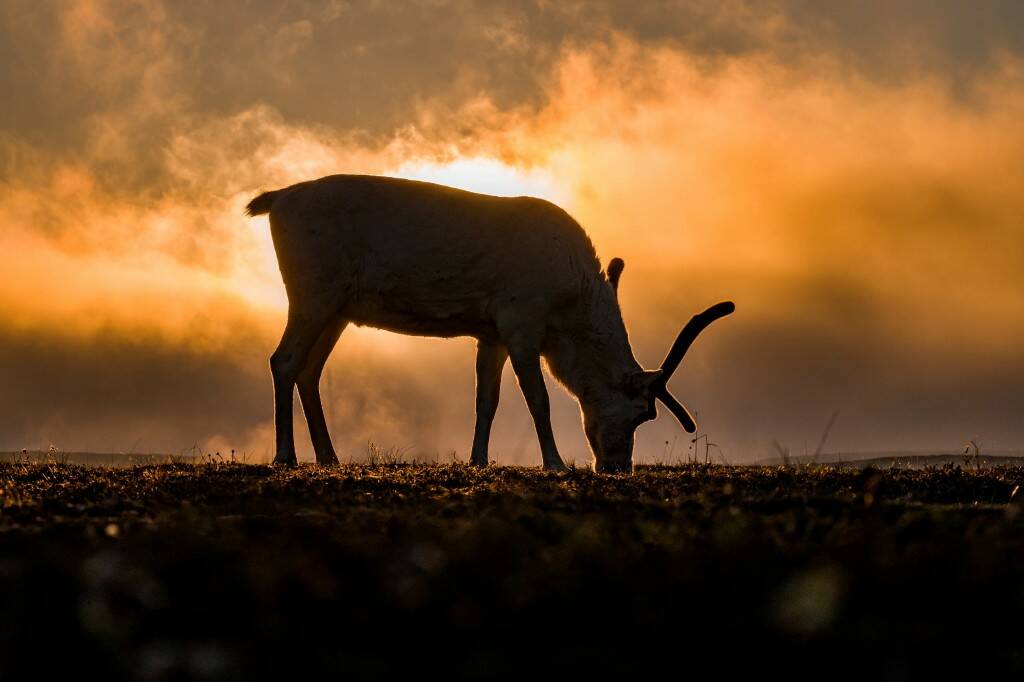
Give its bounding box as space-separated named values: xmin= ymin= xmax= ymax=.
xmin=607 ymin=257 xmax=625 ymax=293
xmin=627 ymin=369 xmax=663 ymax=396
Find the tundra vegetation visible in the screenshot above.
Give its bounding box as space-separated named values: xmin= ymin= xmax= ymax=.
xmin=1 ymin=460 xmax=1023 ymax=678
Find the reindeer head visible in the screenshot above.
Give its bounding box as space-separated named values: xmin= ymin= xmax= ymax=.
xmin=582 ymin=258 xmax=735 ymax=473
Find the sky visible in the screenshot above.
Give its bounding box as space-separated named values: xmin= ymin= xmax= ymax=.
xmin=1 ymin=1 xmax=1023 ymax=463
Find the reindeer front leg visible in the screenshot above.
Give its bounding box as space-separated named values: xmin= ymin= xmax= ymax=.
xmin=470 ymin=341 xmax=508 ymax=466
xmin=507 ymin=342 xmax=567 ymax=471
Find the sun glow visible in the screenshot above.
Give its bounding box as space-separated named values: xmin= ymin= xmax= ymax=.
xmin=389 ymin=157 xmax=571 ymax=206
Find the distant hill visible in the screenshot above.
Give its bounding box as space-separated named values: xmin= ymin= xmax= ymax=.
xmin=0 ymin=450 xmax=202 ymax=467
xmin=751 ymin=451 xmax=1024 ymax=469
xmin=5 ymin=450 xmax=1024 ymax=470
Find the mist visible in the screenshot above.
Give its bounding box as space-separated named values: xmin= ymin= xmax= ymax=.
xmin=2 ymin=1 xmax=1023 ymax=463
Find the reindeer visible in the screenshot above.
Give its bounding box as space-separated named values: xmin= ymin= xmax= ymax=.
xmin=246 ymin=174 xmax=733 ymax=473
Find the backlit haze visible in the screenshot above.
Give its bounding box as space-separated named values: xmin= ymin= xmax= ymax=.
xmin=2 ymin=1 xmax=1023 ymax=463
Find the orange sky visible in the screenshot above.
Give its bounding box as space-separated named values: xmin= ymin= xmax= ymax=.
xmin=2 ymin=1 xmax=1023 ymax=462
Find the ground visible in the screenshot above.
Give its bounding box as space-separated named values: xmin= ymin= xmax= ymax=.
xmin=1 ymin=461 xmax=1023 ymax=679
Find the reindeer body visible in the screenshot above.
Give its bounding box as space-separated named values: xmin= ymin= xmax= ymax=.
xmin=248 ymin=174 xmax=732 ymax=472
xmin=268 ymin=175 xmax=606 ymax=343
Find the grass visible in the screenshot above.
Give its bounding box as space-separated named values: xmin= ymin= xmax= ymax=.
xmin=1 ymin=461 xmax=1023 ymax=678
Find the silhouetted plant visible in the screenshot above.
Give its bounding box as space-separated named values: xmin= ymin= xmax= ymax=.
xmin=964 ymin=440 xmax=981 ymax=470
xmin=365 ymin=441 xmax=409 ymax=465
xmin=773 ymin=440 xmax=792 ymax=468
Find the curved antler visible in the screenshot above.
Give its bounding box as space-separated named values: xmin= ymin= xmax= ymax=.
xmin=649 ymin=301 xmax=735 ymax=433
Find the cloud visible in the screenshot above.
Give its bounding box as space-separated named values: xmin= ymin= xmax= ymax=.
xmin=1 ymin=2 xmax=1023 ymax=461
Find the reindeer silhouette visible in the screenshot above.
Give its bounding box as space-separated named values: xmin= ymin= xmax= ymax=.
xmin=247 ymin=175 xmax=733 ymax=472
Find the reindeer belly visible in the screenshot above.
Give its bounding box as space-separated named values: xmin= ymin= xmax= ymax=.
xmin=345 ymin=287 xmax=499 ymax=340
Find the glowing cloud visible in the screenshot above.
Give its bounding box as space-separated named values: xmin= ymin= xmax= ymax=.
xmin=390 ymin=157 xmax=571 ymax=207
xmin=3 ymin=2 xmax=1024 ymax=462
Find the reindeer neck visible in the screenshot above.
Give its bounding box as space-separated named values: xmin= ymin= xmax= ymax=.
xmin=543 ymin=285 xmax=642 ymax=405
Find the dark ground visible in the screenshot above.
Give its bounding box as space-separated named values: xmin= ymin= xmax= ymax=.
xmin=1 ymin=462 xmax=1023 ymax=680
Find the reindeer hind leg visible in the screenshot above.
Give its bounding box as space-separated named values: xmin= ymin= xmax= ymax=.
xmin=270 ymin=308 xmax=337 ymax=466
xmin=296 ymin=318 xmax=348 ymax=466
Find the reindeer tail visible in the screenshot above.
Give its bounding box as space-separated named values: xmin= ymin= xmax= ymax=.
xmin=245 ymin=189 xmax=282 ymax=217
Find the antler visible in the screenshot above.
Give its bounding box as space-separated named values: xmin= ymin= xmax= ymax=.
xmin=607 ymin=257 xmax=625 ymax=293
xmin=648 ymin=301 xmax=735 ymax=433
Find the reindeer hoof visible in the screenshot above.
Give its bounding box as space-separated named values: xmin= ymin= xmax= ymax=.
xmin=272 ymin=455 xmax=298 ymax=467
xmin=543 ymin=461 xmax=568 ymax=472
